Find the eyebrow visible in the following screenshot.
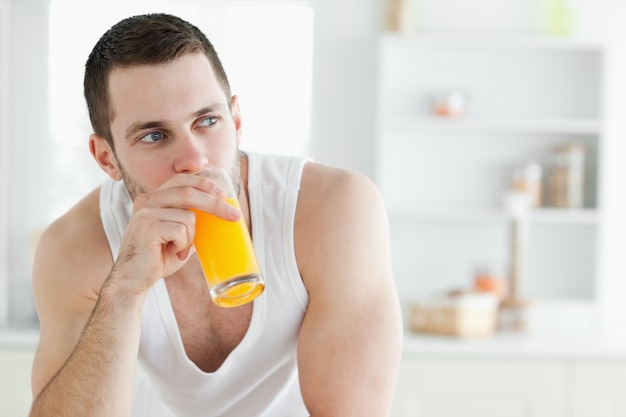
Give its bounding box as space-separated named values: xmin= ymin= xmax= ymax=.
xmin=124 ymin=103 xmax=229 ymax=141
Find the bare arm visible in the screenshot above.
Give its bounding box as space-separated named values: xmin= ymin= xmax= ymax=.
xmin=31 ymin=266 xmax=144 ymax=417
xmin=296 ymin=165 xmax=403 ymax=416
xmin=30 ymin=174 xmax=239 ymax=417
xmin=30 ymin=188 xmax=148 ymax=417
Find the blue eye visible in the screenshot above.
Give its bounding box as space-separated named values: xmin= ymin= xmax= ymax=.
xmin=198 ymin=116 xmax=218 ymax=127
xmin=139 ymin=131 xmax=164 ymax=143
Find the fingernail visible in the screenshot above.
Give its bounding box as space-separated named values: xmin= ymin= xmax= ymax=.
xmin=229 ymin=206 xmax=242 ymax=219
xmin=215 ymin=187 xmax=226 ymax=198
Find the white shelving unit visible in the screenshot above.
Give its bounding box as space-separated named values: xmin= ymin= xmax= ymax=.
xmin=385 ymin=115 xmax=602 ymax=135
xmin=0 ymin=0 xmax=9 ymax=326
xmin=376 ymin=33 xmax=604 ymax=302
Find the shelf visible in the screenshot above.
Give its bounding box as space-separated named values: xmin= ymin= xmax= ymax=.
xmin=388 ymin=206 xmax=600 ymax=225
xmin=378 ymin=23 xmax=604 ymax=302
xmin=384 ymin=115 xmax=603 ymax=135
xmin=381 ymin=32 xmax=605 ymax=52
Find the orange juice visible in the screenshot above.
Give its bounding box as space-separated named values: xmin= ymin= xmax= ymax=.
xmin=192 ymin=197 xmax=264 ymax=307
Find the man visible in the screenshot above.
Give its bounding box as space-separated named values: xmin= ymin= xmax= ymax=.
xmin=30 ymin=13 xmax=402 ymax=417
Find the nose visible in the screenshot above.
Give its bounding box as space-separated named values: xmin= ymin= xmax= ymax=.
xmin=173 ymin=131 xmax=209 ymax=173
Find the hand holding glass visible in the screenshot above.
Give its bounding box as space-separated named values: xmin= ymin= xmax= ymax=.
xmin=191 ymin=167 xmax=264 ymax=307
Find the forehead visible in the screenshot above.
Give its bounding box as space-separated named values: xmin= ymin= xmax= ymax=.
xmin=107 ymin=53 xmax=228 ymax=129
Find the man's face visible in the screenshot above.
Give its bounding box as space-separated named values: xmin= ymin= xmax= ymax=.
xmin=104 ymin=52 xmax=241 ymax=198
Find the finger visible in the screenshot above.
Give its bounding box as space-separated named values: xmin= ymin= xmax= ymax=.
xmin=157 ymin=220 xmax=195 ymax=268
xmin=192 ymin=197 xmax=241 ymax=221
xmin=176 ymin=247 xmax=191 ymax=262
xmin=135 ymin=186 xmax=241 ymax=221
xmin=162 ymin=172 xmax=227 ymax=197
xmin=127 ymin=207 xmax=196 ymax=252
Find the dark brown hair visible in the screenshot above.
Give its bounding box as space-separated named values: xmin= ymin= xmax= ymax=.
xmin=84 ymin=13 xmax=232 ymax=149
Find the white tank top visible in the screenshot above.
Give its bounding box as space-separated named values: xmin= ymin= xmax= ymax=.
xmin=99 ymin=152 xmax=311 ymax=417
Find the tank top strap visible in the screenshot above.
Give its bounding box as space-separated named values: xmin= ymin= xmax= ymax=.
xmin=99 ymin=178 xmax=132 ymax=261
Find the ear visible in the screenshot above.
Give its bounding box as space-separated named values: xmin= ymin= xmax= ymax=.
xmin=89 ymin=134 xmax=123 ymax=181
xmin=230 ymin=95 xmax=243 ymax=147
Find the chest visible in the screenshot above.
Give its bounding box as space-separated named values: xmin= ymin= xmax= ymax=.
xmin=165 ymin=258 xmax=253 ymax=373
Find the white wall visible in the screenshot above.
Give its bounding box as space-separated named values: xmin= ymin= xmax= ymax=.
xmin=310 ymin=0 xmax=381 ymax=177
xmin=6 ymin=0 xmax=49 ymax=325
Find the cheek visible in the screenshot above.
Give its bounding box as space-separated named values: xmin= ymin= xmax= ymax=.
xmin=118 ymin=153 xmax=170 ymax=190
xmin=209 ymin=134 xmax=239 ymax=168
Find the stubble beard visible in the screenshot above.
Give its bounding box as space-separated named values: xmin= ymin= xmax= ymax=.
xmin=114 ymin=151 xmax=243 ymax=201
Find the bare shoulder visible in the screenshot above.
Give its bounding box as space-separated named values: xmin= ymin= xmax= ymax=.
xmin=33 ymin=186 xmax=113 ymax=328
xmin=295 ymin=162 xmax=390 ymax=291
xmin=298 ymin=162 xmax=385 ymax=218
xmin=33 ymin=186 xmax=112 ymax=306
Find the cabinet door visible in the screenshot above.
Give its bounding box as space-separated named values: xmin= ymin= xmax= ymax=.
xmin=0 ymin=349 xmax=35 ymax=417
xmin=570 ymin=361 xmax=626 ymax=417
xmin=392 ymin=358 xmax=566 ymax=417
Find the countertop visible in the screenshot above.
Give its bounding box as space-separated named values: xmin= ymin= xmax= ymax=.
xmin=403 ymin=327 xmax=626 ymax=360
xmin=2 ymin=300 xmax=625 ymax=360
xmin=0 ymin=326 xmax=39 ymax=350
xmin=402 ymin=299 xmax=626 ymax=360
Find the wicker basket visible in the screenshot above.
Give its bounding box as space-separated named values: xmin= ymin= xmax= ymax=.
xmin=409 ymin=293 xmax=499 ymax=338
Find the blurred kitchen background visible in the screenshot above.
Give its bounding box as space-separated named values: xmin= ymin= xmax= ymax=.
xmin=2 ymin=0 xmax=626 ymax=416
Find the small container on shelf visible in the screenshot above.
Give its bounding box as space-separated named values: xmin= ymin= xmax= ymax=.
xmin=509 ymin=162 xmax=544 ymax=208
xmin=430 ymin=90 xmax=468 ymax=118
xmin=548 ymin=142 xmax=587 ymax=208
xmin=474 ymin=265 xmax=508 ymax=303
xmin=500 ymin=297 xmax=535 ymax=333
xmin=385 ymin=0 xmax=418 ymax=33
